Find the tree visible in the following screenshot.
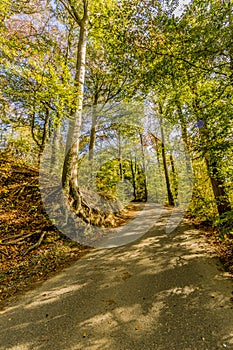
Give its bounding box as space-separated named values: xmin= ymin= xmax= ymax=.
xmin=131 ymin=0 xmax=233 ymax=217
xmin=0 ymin=0 xmax=74 ymax=160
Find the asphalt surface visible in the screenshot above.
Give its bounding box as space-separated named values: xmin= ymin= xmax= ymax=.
xmin=0 ymin=210 xmax=233 ymax=350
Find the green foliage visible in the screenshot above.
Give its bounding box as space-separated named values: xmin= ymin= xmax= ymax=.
xmin=186 ymin=160 xmax=218 ymax=223
xmin=215 ymin=210 xmax=233 ymax=240
xmin=6 ymin=126 xmax=37 ymax=163
xmin=96 ymin=158 xmax=146 ymax=202
xmin=1 ymin=0 xmax=232 ymax=224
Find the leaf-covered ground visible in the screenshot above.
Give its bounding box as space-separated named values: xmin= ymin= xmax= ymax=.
xmin=0 ymin=153 xmax=93 ymax=303
xmin=205 ymin=229 xmax=233 ymax=275
xmin=0 ymin=152 xmax=143 ymax=305
xmin=0 ymin=152 xmax=232 ymax=306
xmin=190 ymin=222 xmax=233 ymax=276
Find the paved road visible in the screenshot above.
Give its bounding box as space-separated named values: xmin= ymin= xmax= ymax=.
xmin=0 ymin=211 xmax=233 ymax=349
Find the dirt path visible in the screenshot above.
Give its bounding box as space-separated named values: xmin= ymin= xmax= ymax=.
xmin=0 ymin=210 xmax=233 ymax=350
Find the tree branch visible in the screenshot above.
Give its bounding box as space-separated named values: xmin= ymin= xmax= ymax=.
xmin=59 ymin=0 xmax=82 ymax=25
xmin=140 ymin=45 xmax=230 ymax=75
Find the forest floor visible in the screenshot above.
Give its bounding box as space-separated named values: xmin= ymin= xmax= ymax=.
xmin=0 ymin=152 xmax=233 ymax=306
xmin=0 ymin=152 xmax=145 ymax=304
xmin=1 ymin=199 xmax=233 ymax=350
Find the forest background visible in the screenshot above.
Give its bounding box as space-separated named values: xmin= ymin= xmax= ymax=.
xmin=0 ymin=0 xmax=232 ymax=302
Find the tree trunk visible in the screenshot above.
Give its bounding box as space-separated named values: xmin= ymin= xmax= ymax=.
xmin=62 ymin=16 xmax=88 ymax=191
xmin=205 ymin=157 xmax=231 ymax=216
xmin=50 ymin=122 xmax=61 ymax=172
xmin=149 ymin=132 xmax=163 ymax=203
xmin=59 ymin=4 xmax=120 ymax=228
xmin=88 ymin=90 xmax=100 ymax=161
xmin=187 ymin=76 xmax=231 ymax=215
xmin=118 ymin=131 xmax=124 ymax=181
xmin=130 ymin=156 xmax=137 ymax=201
xmin=170 ymin=153 xmax=178 ymax=203
xmin=38 ymin=107 xmax=50 ymax=163
xmin=88 ymin=107 xmax=98 ymax=161
xmin=159 ymin=104 xmax=174 ymax=207
xmin=139 ymin=133 xmax=148 ymax=202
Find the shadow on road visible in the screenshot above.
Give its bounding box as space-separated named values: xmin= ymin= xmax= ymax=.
xmin=0 ymin=215 xmax=233 ymax=350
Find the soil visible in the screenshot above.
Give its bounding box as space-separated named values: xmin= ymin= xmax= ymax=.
xmin=0 ymin=152 xmax=233 ymax=306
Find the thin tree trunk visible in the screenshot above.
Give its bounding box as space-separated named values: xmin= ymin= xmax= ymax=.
xmin=38 ymin=108 xmax=50 ymax=163
xmin=170 ymin=153 xmax=178 ymax=203
xmin=118 ymin=131 xmax=124 ymax=181
xmin=88 ymin=111 xmax=97 ymax=161
xmin=139 ymin=133 xmax=148 ymax=202
xmin=130 ymin=156 xmax=137 ymax=201
xmin=149 ymin=132 xmax=162 ymax=203
xmin=88 ymin=94 xmax=99 ymax=161
xmin=50 ymin=122 xmax=61 ymax=172
xmin=158 ymin=104 xmax=174 ymax=207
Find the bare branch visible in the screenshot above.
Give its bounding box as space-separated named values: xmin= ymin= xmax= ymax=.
xmin=59 ymin=0 xmax=82 ymax=25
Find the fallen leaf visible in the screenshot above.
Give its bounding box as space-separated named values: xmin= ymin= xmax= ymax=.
xmin=121 ymin=272 xmax=132 ymax=280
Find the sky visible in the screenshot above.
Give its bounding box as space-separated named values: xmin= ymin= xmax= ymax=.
xmin=173 ymin=0 xmax=192 ymax=17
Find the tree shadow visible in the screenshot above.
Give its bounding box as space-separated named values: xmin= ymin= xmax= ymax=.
xmin=0 ymin=218 xmax=233 ymax=350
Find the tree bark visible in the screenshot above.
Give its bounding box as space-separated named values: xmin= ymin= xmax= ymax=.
xmin=139 ymin=133 xmax=148 ymax=202
xmin=62 ymin=9 xmax=89 ymax=191
xmin=170 ymin=153 xmax=178 ymax=203
xmin=59 ymin=2 xmax=120 ymax=228
xmin=88 ymin=93 xmax=99 ymax=161
xmin=38 ymin=107 xmax=50 ymax=163
xmin=205 ymin=157 xmax=231 ymax=216
xmin=130 ymin=156 xmax=137 ymax=201
xmin=88 ymin=108 xmax=97 ymax=161
xmin=158 ymin=104 xmax=174 ymax=207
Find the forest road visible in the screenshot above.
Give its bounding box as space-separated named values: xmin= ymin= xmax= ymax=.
xmin=0 ymin=209 xmax=233 ymax=350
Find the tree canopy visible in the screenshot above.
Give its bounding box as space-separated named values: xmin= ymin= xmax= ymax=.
xmin=0 ymin=0 xmax=232 ymax=240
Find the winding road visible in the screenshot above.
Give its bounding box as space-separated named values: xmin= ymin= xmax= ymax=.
xmin=0 ymin=209 xmax=233 ymax=349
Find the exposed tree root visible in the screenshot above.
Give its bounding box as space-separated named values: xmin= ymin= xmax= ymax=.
xmin=0 ymin=249 xmax=9 ymax=257
xmin=1 ymin=231 xmax=39 ymax=245
xmin=22 ymin=232 xmax=46 ymax=256
xmin=67 ymin=179 xmax=121 ymax=228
